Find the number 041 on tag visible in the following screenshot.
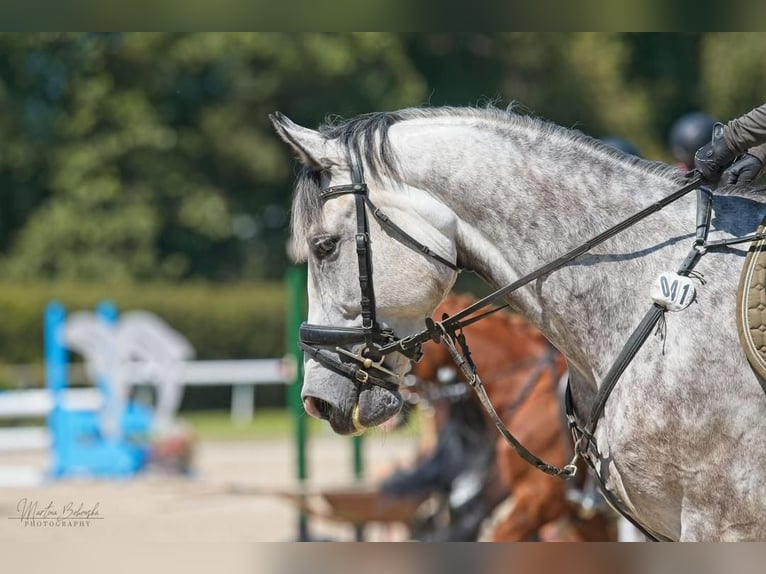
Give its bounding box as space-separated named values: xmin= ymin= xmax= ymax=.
xmin=650 ymin=272 xmax=696 ymax=312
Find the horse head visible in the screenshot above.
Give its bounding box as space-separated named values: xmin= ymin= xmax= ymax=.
xmin=271 ymin=112 xmax=460 ymax=434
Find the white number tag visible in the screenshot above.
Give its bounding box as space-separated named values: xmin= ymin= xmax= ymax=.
xmin=650 ymin=272 xmax=696 ymax=312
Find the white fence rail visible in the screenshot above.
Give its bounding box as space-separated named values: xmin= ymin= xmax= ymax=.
xmin=0 ymin=388 xmax=101 ymax=420
xmin=1 ymin=305 xmax=298 ymax=464
xmin=0 ymin=357 xmax=295 ymax=451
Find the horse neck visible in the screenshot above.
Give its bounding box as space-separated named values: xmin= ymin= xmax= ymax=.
xmin=397 ymin=120 xmax=694 ymax=383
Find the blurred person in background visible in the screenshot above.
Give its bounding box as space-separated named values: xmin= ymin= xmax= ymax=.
xmin=668 ymin=111 xmax=717 ymax=172
xmin=694 ymin=103 xmax=766 ymax=186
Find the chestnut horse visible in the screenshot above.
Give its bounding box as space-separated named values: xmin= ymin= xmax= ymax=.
xmin=411 ymin=293 xmax=616 ymax=541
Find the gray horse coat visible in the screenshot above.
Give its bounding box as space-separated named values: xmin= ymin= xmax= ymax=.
xmin=273 ymin=106 xmax=766 ymax=541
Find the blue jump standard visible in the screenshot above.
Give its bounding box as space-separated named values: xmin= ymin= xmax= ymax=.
xmin=45 ymin=301 xmax=153 ymax=479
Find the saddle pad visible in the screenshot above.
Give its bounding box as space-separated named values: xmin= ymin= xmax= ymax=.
xmin=737 ymin=218 xmax=766 ymax=380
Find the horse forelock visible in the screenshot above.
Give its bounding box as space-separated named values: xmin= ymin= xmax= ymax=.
xmin=288 ymin=166 xmax=322 ymax=262
xmin=288 ymin=104 xmax=689 ymax=261
xmin=288 ymin=112 xmax=405 ymax=261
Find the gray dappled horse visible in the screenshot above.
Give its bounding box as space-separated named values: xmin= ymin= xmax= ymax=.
xmin=272 ymin=106 xmax=766 ymax=541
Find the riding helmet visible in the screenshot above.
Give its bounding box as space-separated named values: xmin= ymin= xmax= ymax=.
xmin=668 ymin=112 xmax=717 ymax=168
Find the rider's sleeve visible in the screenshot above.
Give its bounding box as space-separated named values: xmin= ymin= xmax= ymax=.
xmin=747 ymin=142 xmax=766 ymax=165
xmin=723 ymin=103 xmax=766 ymax=154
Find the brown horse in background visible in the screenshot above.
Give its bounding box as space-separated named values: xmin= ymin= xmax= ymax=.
xmin=408 ymin=293 xmax=616 ymax=541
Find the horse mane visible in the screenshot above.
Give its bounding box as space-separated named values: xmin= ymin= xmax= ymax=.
xmin=290 ymin=105 xmax=688 ymax=261
xmin=320 ymin=106 xmax=684 ymax=181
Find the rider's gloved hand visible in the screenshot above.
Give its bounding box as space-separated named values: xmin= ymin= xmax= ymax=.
xmin=694 ymin=122 xmax=737 ymax=184
xmin=724 ymin=153 xmax=764 ymax=186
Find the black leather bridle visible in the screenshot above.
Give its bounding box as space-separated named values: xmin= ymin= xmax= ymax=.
xmin=298 ymin=157 xmax=460 ymax=393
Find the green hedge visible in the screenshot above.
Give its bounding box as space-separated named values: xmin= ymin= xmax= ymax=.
xmin=0 ymin=281 xmax=292 ymax=372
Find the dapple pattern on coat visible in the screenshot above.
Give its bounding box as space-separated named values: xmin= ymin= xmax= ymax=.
xmin=272 ymin=106 xmax=766 ymax=541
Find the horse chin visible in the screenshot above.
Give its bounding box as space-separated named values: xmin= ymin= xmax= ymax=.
xmin=302 ymin=362 xmax=404 ymax=435
xmin=356 ymin=385 xmax=403 ymax=429
xmin=327 ymin=407 xmax=363 ymax=436
xmin=322 ymin=387 xmax=402 ymax=436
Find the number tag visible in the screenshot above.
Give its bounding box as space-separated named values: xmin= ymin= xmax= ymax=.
xmin=650 ymin=272 xmax=696 ymax=312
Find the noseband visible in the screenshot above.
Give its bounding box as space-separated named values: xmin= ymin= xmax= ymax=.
xmin=298 ymin=158 xmax=460 ymax=393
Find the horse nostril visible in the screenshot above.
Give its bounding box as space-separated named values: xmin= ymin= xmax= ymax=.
xmin=303 ymin=397 xmax=333 ymax=421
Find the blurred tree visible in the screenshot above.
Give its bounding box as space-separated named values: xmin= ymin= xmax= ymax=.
xmin=488 ymin=33 xmax=671 ymax=158
xmin=405 ymin=33 xmax=704 ymax=159
xmin=701 ymin=33 xmax=766 ymax=120
xmin=622 ymin=33 xmax=704 ymax=149
xmin=0 ymin=33 xmax=425 ymax=281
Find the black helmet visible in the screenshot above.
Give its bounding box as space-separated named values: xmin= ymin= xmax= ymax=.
xmin=669 ymin=112 xmax=717 ymax=167
xmin=601 ymin=136 xmax=641 ymax=158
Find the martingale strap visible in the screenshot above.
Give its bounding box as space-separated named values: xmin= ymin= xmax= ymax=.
xmin=439 ymin=325 xmax=579 ymax=478
xmin=559 ymin=184 xmax=762 ymax=542
xmin=573 ymin=188 xmax=737 ymax=441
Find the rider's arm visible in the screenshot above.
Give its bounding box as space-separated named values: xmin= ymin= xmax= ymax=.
xmin=723 ymin=104 xmax=766 ymax=154
xmin=695 ymin=103 xmax=766 ymax=184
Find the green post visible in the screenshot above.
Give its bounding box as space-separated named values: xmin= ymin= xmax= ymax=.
xmin=352 ymin=435 xmax=364 ymax=481
xmin=286 ymin=265 xmax=308 ymax=541
xmin=352 ymin=433 xmax=365 ymax=541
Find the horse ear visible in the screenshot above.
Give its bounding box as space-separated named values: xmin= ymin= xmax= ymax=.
xmin=270 ymin=112 xmax=342 ymax=170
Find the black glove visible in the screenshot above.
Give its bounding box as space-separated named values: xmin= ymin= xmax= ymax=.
xmin=724 ymin=153 xmax=764 ymax=186
xmin=694 ymin=122 xmax=737 ymax=184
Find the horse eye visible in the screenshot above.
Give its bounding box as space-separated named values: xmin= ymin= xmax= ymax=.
xmin=311 ymin=235 xmax=339 ymax=259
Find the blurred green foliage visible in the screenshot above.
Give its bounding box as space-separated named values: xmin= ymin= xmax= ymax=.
xmin=0 ymin=33 xmax=764 ymax=283
xmin=701 ymin=33 xmax=766 ymax=120
xmin=0 ymin=33 xmax=423 ymax=282
xmin=1 ymin=33 xmax=765 ymax=391
xmin=0 ymin=281 xmax=286 ymax=368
